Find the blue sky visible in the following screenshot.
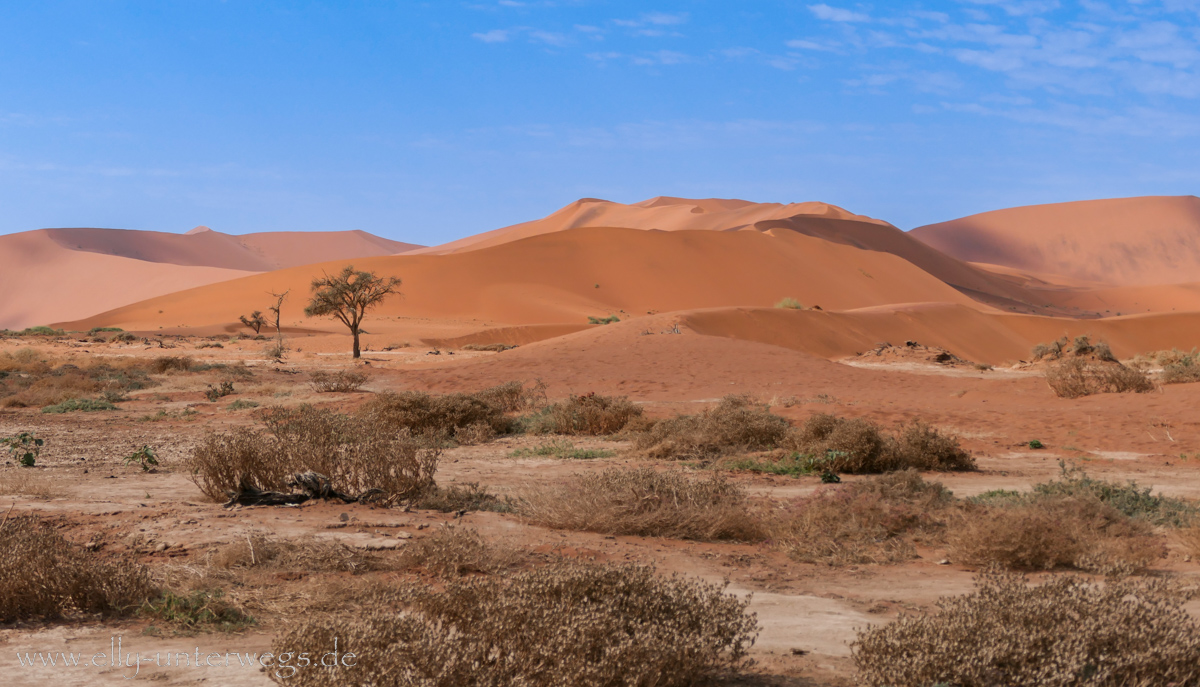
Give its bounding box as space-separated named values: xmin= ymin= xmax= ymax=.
xmin=1 ymin=1 xmax=1198 ymax=244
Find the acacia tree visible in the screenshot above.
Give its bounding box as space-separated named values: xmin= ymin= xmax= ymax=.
xmin=239 ymin=310 xmax=266 ymax=334
xmin=304 ymin=266 xmax=400 ymax=359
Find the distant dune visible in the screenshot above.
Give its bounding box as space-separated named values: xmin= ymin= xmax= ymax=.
xmin=63 ymin=224 xmax=984 ymax=332
xmin=0 ymin=226 xmax=420 ymax=329
xmin=910 ymin=196 xmax=1200 ymax=287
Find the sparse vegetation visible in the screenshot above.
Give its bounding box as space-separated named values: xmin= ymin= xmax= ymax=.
xmin=188 ymin=405 xmax=440 ymax=502
xmin=636 ymin=395 xmax=788 ymax=460
xmin=227 ymin=399 xmax=259 ymax=411
xmin=356 ymin=385 xmax=520 ymax=442
xmin=41 ymin=398 xmax=118 ymax=413
xmin=138 ymin=589 xmax=255 ymax=633
xmin=1045 ymin=356 xmax=1155 ymax=398
xmin=461 ymin=342 xmax=517 ymax=352
xmin=269 ymin=561 xmax=757 ymax=687
xmin=587 ymin=315 xmax=621 ymax=325
xmin=509 ymin=439 xmax=616 ymax=460
xmin=853 ymin=571 xmax=1200 ymax=687
xmin=398 ymin=526 xmax=519 ymax=577
xmin=521 ymin=467 xmax=767 ymax=541
xmin=204 ymin=380 xmax=235 ymax=401
xmin=784 ymin=415 xmax=975 ymax=473
xmin=408 ymin=481 xmax=514 ymax=513
xmin=309 ymin=369 xmax=368 ymax=393
xmin=0 ymin=516 xmax=156 ymax=622
xmin=239 ymin=310 xmax=267 ymax=334
xmin=524 ymin=392 xmax=643 ymax=436
xmin=1161 ymin=350 xmax=1200 ymax=384
xmin=208 ymin=535 xmax=375 ymax=573
xmin=2 ymin=431 xmax=44 ymax=467
xmin=774 ymin=471 xmax=955 ymax=565
xmin=774 ymin=297 xmax=805 ymax=309
xmin=124 ymin=445 xmax=160 ymax=471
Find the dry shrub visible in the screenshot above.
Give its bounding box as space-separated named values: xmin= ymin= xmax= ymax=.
xmin=947 ymin=497 xmax=1164 ymax=574
xmin=785 ymin=415 xmax=974 ymax=473
xmin=0 ymin=356 xmax=157 ymax=408
xmin=398 ymin=526 xmax=519 ymax=577
xmin=521 ymin=467 xmax=766 ymax=541
xmin=188 ymin=405 xmax=439 ymax=502
xmin=309 ymin=369 xmax=368 ymax=393
xmin=0 ymin=470 xmax=64 ymax=499
xmin=151 ymin=355 xmax=195 ymax=373
xmin=527 ymin=392 xmax=644 ymax=435
xmin=0 ymin=516 xmax=156 ymax=622
xmin=1162 ymin=357 xmax=1200 ymax=384
xmin=774 ymin=471 xmax=954 ymax=565
xmin=0 ymin=373 xmax=99 ymax=408
xmin=356 ymin=385 xmax=517 ymax=440
xmin=409 ymin=481 xmax=514 ymax=513
xmin=1176 ymin=525 xmax=1200 ymax=560
xmin=853 ymin=570 xmax=1200 ymax=687
xmin=269 ymin=561 xmax=757 ymax=687
xmin=1032 ymin=335 xmax=1116 ymax=362
xmin=1031 ymin=463 xmax=1197 ymax=526
xmin=635 ymin=395 xmax=788 ymax=460
xmin=1045 ymin=357 xmax=1155 ymax=398
xmin=209 ymin=535 xmax=375 ymax=573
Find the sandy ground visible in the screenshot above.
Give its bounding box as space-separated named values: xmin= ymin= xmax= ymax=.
xmin=3 ymin=334 xmax=1200 ymax=685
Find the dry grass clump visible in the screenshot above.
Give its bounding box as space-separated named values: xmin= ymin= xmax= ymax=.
xmin=150 ymin=355 xmax=195 ymax=373
xmin=0 ymin=516 xmax=156 ymax=622
xmin=269 ymin=561 xmax=757 ymax=687
xmin=853 ymin=570 xmax=1200 ymax=687
xmin=636 ymin=395 xmax=788 ymax=460
xmin=408 ymin=481 xmax=515 ymax=513
xmin=0 ymin=470 xmax=64 ymax=499
xmin=520 ymin=467 xmax=767 ymax=541
xmin=0 ymin=351 xmax=159 ymax=408
xmin=1045 ymin=357 xmax=1156 ymax=398
xmin=1031 ymin=334 xmax=1116 ymax=362
xmin=774 ymin=471 xmax=955 ymax=565
xmin=947 ymin=497 xmax=1163 ymax=574
xmin=398 ymin=526 xmax=520 ymax=577
xmin=355 ymin=384 xmax=525 ymax=442
xmin=188 ymin=405 xmax=439 ymax=502
xmin=208 ymin=535 xmax=376 ymax=573
xmin=309 ymin=369 xmax=368 ymax=393
xmin=525 ymin=392 xmax=644 ymax=435
xmin=461 ymin=342 xmax=517 ymax=352
xmin=784 ymin=415 xmax=975 ymax=473
xmin=1161 ymin=354 xmax=1200 ymax=384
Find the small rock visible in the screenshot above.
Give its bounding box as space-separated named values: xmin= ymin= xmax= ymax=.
xmin=937 ymin=559 xmax=951 ymax=565
xmin=339 ymin=512 xmax=349 ymax=522
xmin=790 ymin=648 xmax=809 ymax=656
xmin=154 ymin=542 xmax=168 ymax=553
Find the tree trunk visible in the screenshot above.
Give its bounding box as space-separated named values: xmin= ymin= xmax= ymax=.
xmin=352 ymin=327 xmax=361 ymax=359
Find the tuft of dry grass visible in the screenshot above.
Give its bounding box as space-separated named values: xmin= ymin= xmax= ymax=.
xmin=1045 ymin=357 xmax=1156 ymax=398
xmin=1161 ymin=356 xmax=1200 ymax=384
xmin=188 ymin=405 xmax=439 ymax=502
xmin=947 ymin=497 xmax=1164 ymax=574
xmin=0 ymin=516 xmax=156 ymax=622
xmin=853 ymin=570 xmax=1200 ymax=687
xmin=774 ymin=471 xmax=955 ymax=565
xmin=408 ymin=481 xmax=514 ymax=513
xmin=520 ymin=467 xmax=767 ymax=541
xmin=398 ymin=526 xmax=520 ymax=577
xmin=0 ymin=470 xmax=65 ymax=499
xmin=208 ymin=535 xmax=376 ymax=573
xmin=309 ymin=369 xmax=368 ymax=393
xmin=269 ymin=561 xmax=757 ymax=687
xmin=525 ymin=392 xmax=644 ymax=435
xmin=636 ymin=395 xmax=789 ymax=460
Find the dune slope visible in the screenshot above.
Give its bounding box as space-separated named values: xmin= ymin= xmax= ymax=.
xmin=911 ymin=196 xmax=1200 ymax=287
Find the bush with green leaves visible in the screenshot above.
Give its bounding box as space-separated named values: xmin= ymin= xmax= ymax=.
xmin=2 ymin=432 xmax=43 ymax=467
xmin=124 ymin=445 xmax=160 ymax=472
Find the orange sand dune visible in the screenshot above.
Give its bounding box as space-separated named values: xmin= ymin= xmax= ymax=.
xmin=1 ymin=226 xmax=419 ymax=329
xmin=62 ymin=225 xmax=980 ymax=332
xmin=911 ymin=196 xmax=1200 ymax=286
xmin=405 ymin=196 xmax=889 ymax=255
xmin=683 ymin=303 xmax=1200 ymax=365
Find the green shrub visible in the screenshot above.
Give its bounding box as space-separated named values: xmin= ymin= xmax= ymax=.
xmin=774 ymin=297 xmax=805 ymax=309
xmin=41 ymin=398 xmax=117 ymax=413
xmin=509 ymin=440 xmax=616 ymax=460
xmin=587 ymin=315 xmax=620 ymax=325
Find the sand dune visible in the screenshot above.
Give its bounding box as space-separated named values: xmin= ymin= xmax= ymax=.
xmin=0 ymin=226 xmax=420 ymax=329
xmin=911 ymin=196 xmax=1200 ymax=286
xmin=405 ymin=197 xmax=890 ymax=255
xmin=62 ymin=225 xmax=980 ymax=332
xmin=683 ymin=303 xmax=1200 ymax=365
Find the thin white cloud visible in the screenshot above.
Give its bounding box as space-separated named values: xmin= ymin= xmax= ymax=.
xmin=808 ymin=4 xmax=871 ymax=23
xmin=472 ymin=29 xmax=511 ymax=43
